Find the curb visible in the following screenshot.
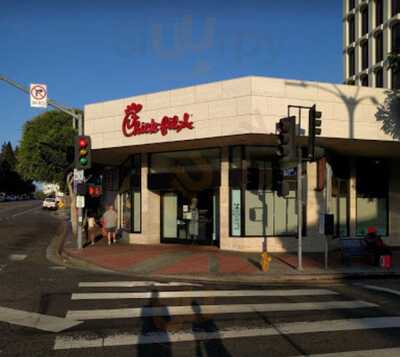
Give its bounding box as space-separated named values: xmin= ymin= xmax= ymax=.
xmin=50 ymin=220 xmax=400 ymax=285
xmin=46 ymin=216 xmax=116 ymax=275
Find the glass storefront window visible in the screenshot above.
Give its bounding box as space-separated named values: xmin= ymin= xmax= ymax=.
xmin=121 ymin=192 xmax=131 ymax=231
xmin=332 ymin=179 xmax=349 ymax=237
xmin=231 ymin=189 xmax=242 ymax=236
xmin=244 ymin=190 xmax=296 ymax=236
xmin=356 ymin=159 xmax=389 ymax=236
xmin=229 ymin=146 xmax=299 ymax=237
xmin=162 ymin=193 xmax=178 ymax=238
xmin=133 ymin=190 xmax=141 ymax=232
xmin=149 ymin=149 xmax=220 ymax=191
xmin=119 ymin=154 xmax=141 ymax=233
xmin=330 ymin=156 xmax=350 ymax=237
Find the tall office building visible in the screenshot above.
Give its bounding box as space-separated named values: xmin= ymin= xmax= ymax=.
xmin=343 ymin=0 xmax=400 ymax=88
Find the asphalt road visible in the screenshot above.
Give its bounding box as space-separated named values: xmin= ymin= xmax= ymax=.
xmin=1 ymin=201 xmax=400 ymax=356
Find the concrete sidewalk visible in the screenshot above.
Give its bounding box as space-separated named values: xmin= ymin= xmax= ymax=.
xmin=56 ymin=219 xmax=400 ymax=283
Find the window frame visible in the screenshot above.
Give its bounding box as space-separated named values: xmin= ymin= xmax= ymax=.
xmin=375 ymin=31 xmax=384 ymax=63
xmin=348 ymin=47 xmax=356 ymax=77
xmin=361 ymin=6 xmax=369 ymax=36
xmin=348 ymin=15 xmax=355 ymax=44
xmin=392 ymin=0 xmax=400 ymax=17
xmin=361 ymin=40 xmax=369 ymax=70
xmin=375 ymin=67 xmax=384 ymax=87
xmin=376 ymin=0 xmax=384 ymax=27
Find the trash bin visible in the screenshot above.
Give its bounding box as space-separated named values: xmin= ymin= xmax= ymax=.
xmin=379 ymin=255 xmax=392 ymax=269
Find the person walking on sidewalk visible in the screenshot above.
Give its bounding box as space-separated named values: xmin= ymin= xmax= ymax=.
xmin=102 ymin=205 xmax=118 ymax=245
xmin=87 ymin=211 xmax=97 ymax=246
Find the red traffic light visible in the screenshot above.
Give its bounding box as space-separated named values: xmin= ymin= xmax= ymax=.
xmin=87 ymin=184 xmax=102 ymax=197
xmin=79 ymin=138 xmax=88 ymax=148
xmin=88 ymin=185 xmax=95 ymax=196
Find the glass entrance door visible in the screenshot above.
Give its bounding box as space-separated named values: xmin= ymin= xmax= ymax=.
xmin=161 ymin=190 xmax=218 ymax=245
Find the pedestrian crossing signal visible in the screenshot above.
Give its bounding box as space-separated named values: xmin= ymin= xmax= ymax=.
xmin=74 ymin=136 xmax=92 ymax=170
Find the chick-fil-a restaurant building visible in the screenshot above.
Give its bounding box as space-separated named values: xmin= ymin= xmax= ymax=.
xmin=84 ymin=76 xmax=400 ymax=253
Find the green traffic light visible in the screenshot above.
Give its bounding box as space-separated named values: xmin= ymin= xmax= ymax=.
xmin=79 ymin=157 xmax=88 ymax=166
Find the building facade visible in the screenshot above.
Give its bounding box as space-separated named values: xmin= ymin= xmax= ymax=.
xmin=343 ymin=0 xmax=400 ymax=88
xmin=85 ymin=76 xmax=400 ymax=253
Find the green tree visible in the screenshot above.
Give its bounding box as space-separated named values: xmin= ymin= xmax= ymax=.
xmin=0 ymin=142 xmax=17 ymax=171
xmin=17 ymin=110 xmax=77 ymax=188
xmin=0 ymin=142 xmax=35 ymax=194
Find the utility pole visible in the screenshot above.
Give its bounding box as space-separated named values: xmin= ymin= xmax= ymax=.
xmin=0 ymin=74 xmax=84 ymax=249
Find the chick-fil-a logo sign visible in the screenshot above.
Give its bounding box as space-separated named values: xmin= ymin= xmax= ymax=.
xmin=122 ymin=103 xmax=194 ymax=137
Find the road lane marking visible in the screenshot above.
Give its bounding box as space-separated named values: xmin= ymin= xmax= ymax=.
xmin=0 ymin=205 xmax=41 ymax=221
xmin=0 ymin=306 xmax=83 ymax=333
xmin=50 ymin=266 xmax=67 ymax=270
xmin=54 ymin=316 xmax=400 ymax=350
xmin=11 ymin=206 xmax=41 ymax=218
xmin=355 ymin=283 xmax=400 ymax=297
xmin=295 ymin=347 xmax=400 ymax=356
xmin=78 ymin=281 xmax=202 ymax=288
xmin=66 ymin=300 xmax=377 ymax=320
xmin=8 ymin=254 xmax=27 ymax=261
xmin=71 ymin=289 xmax=338 ymax=300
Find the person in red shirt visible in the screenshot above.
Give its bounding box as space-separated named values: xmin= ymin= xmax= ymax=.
xmin=363 ymin=227 xmax=392 ymax=265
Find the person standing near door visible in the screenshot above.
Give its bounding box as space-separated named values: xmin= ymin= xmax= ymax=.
xmin=102 ymin=204 xmax=118 ymax=245
xmin=189 ymin=197 xmax=199 ymax=242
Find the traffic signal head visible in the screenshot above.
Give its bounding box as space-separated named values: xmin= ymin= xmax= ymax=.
xmin=308 ymin=105 xmax=322 ymax=161
xmin=74 ymin=135 xmax=92 ymax=170
xmin=276 ymin=116 xmax=296 ymax=162
xmin=87 ymin=184 xmax=102 ymax=198
xmin=272 ymin=166 xmax=290 ymax=198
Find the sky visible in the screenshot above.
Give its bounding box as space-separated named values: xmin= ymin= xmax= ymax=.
xmin=0 ymin=0 xmax=342 ymax=147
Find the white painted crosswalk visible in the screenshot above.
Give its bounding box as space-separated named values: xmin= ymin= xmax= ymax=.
xmin=66 ymin=300 xmax=377 ymax=320
xmin=78 ymin=281 xmax=202 ymax=288
xmin=54 ymin=316 xmax=400 ymax=350
xmin=52 ymin=279 xmax=400 ymax=356
xmin=71 ymin=288 xmax=338 ymax=300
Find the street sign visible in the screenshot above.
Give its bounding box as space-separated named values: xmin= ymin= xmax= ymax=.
xmin=76 ymin=195 xmax=85 ymax=208
xmin=73 ymin=169 xmax=84 ymax=183
xmin=30 ymin=83 xmax=47 ymax=108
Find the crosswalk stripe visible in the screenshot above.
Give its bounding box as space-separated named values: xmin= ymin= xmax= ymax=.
xmin=78 ymin=281 xmax=202 ymax=288
xmin=355 ymin=283 xmax=400 ymax=297
xmin=71 ymin=289 xmax=338 ymax=300
xmin=54 ymin=316 xmax=400 ymax=350
xmin=295 ymin=347 xmax=400 ymax=356
xmin=0 ymin=306 xmax=82 ymax=333
xmin=66 ymin=300 xmax=377 ymax=320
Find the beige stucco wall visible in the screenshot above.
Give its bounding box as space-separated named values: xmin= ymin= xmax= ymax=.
xmin=126 ymin=153 xmax=160 ymax=245
xmin=85 ymin=76 xmax=396 ymax=151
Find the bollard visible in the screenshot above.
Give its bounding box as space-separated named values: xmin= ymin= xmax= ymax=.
xmin=261 ymin=251 xmax=272 ymax=272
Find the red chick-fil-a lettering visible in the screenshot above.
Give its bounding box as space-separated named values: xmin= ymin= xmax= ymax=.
xmin=122 ymin=102 xmax=194 ymax=137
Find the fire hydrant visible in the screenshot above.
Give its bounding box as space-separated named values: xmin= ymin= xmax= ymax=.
xmin=261 ymin=251 xmax=272 ymax=272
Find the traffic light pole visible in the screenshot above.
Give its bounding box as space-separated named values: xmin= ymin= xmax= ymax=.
xmin=287 ymin=105 xmax=311 ymax=271
xmin=0 ymin=74 xmax=84 ymax=249
xmin=297 ymin=145 xmax=303 ymax=271
xmin=287 ymin=104 xmax=323 ymax=271
xmin=76 ymin=113 xmax=84 ymax=250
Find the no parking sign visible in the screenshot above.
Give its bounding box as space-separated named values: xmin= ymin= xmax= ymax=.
xmin=30 ymin=83 xmax=47 ymax=108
